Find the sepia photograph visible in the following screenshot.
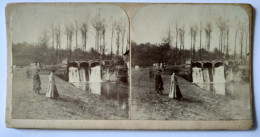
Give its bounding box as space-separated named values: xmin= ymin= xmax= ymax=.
xmin=5 ymin=3 xmax=254 ymax=130
xmin=10 ymin=4 xmax=130 ymax=120
xmin=131 ymin=4 xmax=252 ymax=120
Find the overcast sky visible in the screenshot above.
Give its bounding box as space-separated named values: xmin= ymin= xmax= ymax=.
xmin=12 ymin=4 xmax=250 ymax=55
xmin=12 ymin=4 xmax=129 ymax=55
xmin=131 ymin=4 xmax=250 ymax=54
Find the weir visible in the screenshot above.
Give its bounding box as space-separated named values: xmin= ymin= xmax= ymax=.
xmin=67 ymin=59 xmax=128 ymax=83
xmin=191 ymin=61 xmax=225 ymax=84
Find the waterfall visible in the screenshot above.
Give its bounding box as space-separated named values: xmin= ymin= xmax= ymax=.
xmin=203 ymin=68 xmax=210 ymax=83
xmin=89 ymin=65 xmax=102 ymax=83
xmin=79 ymin=68 xmax=87 ymax=82
xmin=192 ymin=67 xmax=204 ymax=83
xmin=109 ymin=71 xmax=118 ymax=82
xmin=102 ymin=69 xmax=110 ymax=81
xmin=213 ymin=66 xmax=226 ymax=83
xmin=69 ymin=67 xmax=80 ymax=83
xmin=226 ymin=69 xmax=234 ymax=82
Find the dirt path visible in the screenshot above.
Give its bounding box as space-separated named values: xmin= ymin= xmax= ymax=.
xmin=131 ymin=68 xmax=251 ymax=120
xmin=12 ymin=68 xmax=128 ymax=120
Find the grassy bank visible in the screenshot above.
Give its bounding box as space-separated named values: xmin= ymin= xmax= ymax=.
xmin=131 ymin=67 xmax=251 ymax=120
xmin=12 ymin=67 xmax=129 ymax=120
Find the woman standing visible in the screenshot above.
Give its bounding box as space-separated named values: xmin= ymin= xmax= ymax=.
xmin=155 ymin=70 xmax=164 ymax=95
xmin=46 ymin=70 xmax=59 ymax=98
xmin=169 ymin=71 xmax=182 ymax=99
xmin=33 ymin=69 xmax=41 ymax=94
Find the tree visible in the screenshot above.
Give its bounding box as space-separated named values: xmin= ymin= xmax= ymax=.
xmin=115 ymin=22 xmax=122 ymax=56
xmin=110 ymin=21 xmax=116 ymax=57
xmin=199 ymin=22 xmax=202 ymax=60
xmin=190 ymin=24 xmax=198 ymax=60
xmin=175 ymin=23 xmax=178 ymax=50
xmin=91 ymin=10 xmax=105 ymax=55
xmin=68 ymin=24 xmax=74 ymax=59
xmin=240 ymin=26 xmax=245 ymax=59
xmin=178 ymin=25 xmax=185 ymax=63
xmin=36 ymin=29 xmax=50 ymax=65
xmin=80 ymin=23 xmax=88 ymax=52
xmin=50 ymin=23 xmax=55 ymax=49
xmin=225 ymin=27 xmax=230 ymax=58
xmin=54 ymin=25 xmax=61 ymax=63
xmin=74 ymin=21 xmax=79 ymax=49
xmin=121 ymin=26 xmax=126 ymax=55
xmin=234 ymin=29 xmax=237 ymax=59
xmin=64 ymin=25 xmax=70 ymax=50
xmin=101 ymin=24 xmax=106 ymax=56
xmin=204 ymin=22 xmax=212 ymax=52
xmin=217 ymin=18 xmax=226 ymax=59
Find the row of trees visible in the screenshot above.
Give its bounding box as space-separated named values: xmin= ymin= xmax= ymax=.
xmin=132 ymin=18 xmax=249 ymax=66
xmin=163 ymin=18 xmax=249 ymax=62
xmin=131 ymin=42 xmax=224 ymax=67
xmin=32 ymin=11 xmax=129 ymax=65
xmin=12 ymin=42 xmax=105 ymax=66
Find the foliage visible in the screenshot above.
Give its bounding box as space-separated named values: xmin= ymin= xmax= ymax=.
xmin=12 ymin=43 xmax=114 ymax=66
xmin=131 ymin=42 xmax=225 ymax=67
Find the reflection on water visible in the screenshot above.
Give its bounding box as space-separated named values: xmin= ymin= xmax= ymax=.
xmin=72 ymin=82 xmax=129 ymax=110
xmin=198 ymin=82 xmax=249 ymax=96
xmin=198 ymin=82 xmax=251 ymax=114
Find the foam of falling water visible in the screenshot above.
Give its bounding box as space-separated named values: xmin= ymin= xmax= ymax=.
xmin=192 ymin=67 xmax=204 ymax=83
xmin=226 ymin=69 xmax=234 ymax=82
xmin=203 ymin=69 xmax=210 ymax=83
xmin=79 ymin=68 xmax=87 ymax=82
xmin=69 ymin=67 xmax=80 ymax=83
xmin=109 ymin=71 xmax=118 ymax=82
xmin=213 ymin=66 xmax=226 ymax=83
xmin=89 ymin=66 xmax=102 ymax=83
xmin=102 ymin=69 xmax=110 ymax=81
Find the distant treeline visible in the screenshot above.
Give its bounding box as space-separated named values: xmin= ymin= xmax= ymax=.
xmin=12 ymin=42 xmax=114 ymax=66
xmin=131 ymin=41 xmax=230 ymax=67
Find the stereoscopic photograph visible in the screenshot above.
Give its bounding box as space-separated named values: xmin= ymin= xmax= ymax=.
xmin=131 ymin=4 xmax=252 ymax=121
xmin=9 ymin=4 xmax=130 ymax=120
xmin=6 ymin=3 xmax=253 ymax=129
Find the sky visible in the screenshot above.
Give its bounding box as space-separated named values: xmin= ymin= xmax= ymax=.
xmin=11 ymin=4 xmax=129 ymax=55
xmin=11 ymin=4 xmax=250 ymax=56
xmin=131 ymin=4 xmax=250 ymax=55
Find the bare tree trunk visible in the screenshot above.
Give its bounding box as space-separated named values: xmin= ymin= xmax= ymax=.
xmin=234 ymin=30 xmax=237 ymax=59
xmin=51 ymin=23 xmax=55 ymax=49
xmin=226 ymin=29 xmax=229 ymax=58
xmin=115 ymin=22 xmax=122 ymax=56
xmin=199 ymin=23 xmax=202 ymax=60
xmin=190 ymin=28 xmax=192 ymax=59
xmin=240 ymin=31 xmax=244 ymax=59
xmin=220 ymin=31 xmax=223 ymax=58
xmin=121 ymin=28 xmax=125 ymax=55
xmin=111 ymin=22 xmax=114 ymax=57
xmin=55 ymin=25 xmax=61 ymax=63
xmin=182 ymin=25 xmax=185 ymax=63
xmin=245 ymin=31 xmax=248 ymax=56
xmin=75 ymin=21 xmax=78 ymax=49
xmin=219 ymin=35 xmax=221 ymax=59
xmin=175 ymin=23 xmax=178 ymax=50
xmin=102 ymin=28 xmax=106 ymax=56
xmin=208 ymin=33 xmax=211 ymax=51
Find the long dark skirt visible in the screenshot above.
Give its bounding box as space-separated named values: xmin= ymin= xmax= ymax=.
xmin=33 ymin=80 xmax=41 ymax=91
xmin=176 ymin=85 xmax=183 ymax=99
